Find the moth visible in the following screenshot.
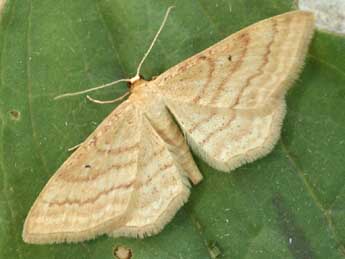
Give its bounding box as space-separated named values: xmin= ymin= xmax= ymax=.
xmin=23 ymin=10 xmax=314 ymax=244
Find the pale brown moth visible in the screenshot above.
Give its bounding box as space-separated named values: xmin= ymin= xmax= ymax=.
xmin=23 ymin=8 xmax=315 ymax=244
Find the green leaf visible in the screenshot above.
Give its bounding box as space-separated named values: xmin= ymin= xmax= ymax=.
xmin=1 ymin=0 xmax=345 ymax=258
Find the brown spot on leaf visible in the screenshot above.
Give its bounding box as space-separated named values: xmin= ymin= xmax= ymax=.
xmin=9 ymin=110 xmax=20 ymax=121
xmin=113 ymin=245 xmax=132 ymax=259
xmin=207 ymin=241 xmax=222 ymax=259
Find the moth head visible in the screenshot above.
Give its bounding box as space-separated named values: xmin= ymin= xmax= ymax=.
xmin=128 ymin=75 xmax=147 ymax=91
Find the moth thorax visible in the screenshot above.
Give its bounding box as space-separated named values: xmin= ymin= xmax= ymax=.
xmin=129 ymin=78 xmax=148 ymax=91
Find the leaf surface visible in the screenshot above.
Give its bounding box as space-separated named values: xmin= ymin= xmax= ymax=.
xmin=0 ymin=0 xmax=345 ymax=258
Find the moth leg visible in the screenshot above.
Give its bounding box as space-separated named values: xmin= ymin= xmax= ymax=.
xmin=67 ymin=142 xmax=82 ymax=152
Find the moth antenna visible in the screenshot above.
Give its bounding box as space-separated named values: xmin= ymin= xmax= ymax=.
xmin=86 ymin=92 xmax=130 ymax=104
xmin=54 ymin=78 xmax=131 ymax=100
xmin=135 ymin=6 xmax=175 ymax=77
xmin=54 ymin=6 xmax=174 ymax=101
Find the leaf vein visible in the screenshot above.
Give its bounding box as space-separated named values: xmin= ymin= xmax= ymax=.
xmin=26 ymin=0 xmax=49 ymax=175
xmin=280 ymin=139 xmax=345 ymax=256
